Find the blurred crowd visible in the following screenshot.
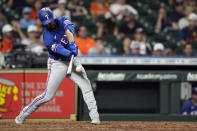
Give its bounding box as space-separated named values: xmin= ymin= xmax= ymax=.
xmin=0 ymin=0 xmax=197 ymax=68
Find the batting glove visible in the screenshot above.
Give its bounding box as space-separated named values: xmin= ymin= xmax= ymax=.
xmin=69 ymin=41 xmax=78 ymax=57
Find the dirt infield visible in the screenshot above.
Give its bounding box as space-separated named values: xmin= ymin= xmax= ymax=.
xmin=0 ymin=120 xmax=197 ymax=131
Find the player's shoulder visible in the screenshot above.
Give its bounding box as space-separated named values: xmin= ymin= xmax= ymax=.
xmin=184 ymin=100 xmax=193 ymax=107
xmin=43 ymin=28 xmax=53 ymax=39
xmin=43 ymin=28 xmax=50 ymax=35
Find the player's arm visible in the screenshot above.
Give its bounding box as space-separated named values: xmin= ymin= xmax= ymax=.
xmin=65 ymin=29 xmax=78 ymax=56
xmin=182 ymin=103 xmax=190 ymax=115
xmin=64 ymin=19 xmax=78 ymax=56
xmin=43 ymin=33 xmax=72 ymax=57
xmin=50 ymin=43 xmax=72 ymax=57
xmin=66 ymin=29 xmax=74 ymax=42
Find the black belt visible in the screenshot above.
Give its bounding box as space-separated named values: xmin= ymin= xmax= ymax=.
xmin=58 ymin=57 xmax=71 ymax=61
xmin=51 ymin=57 xmax=70 ymax=62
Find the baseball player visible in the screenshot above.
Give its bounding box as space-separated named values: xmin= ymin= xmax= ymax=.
xmin=15 ymin=8 xmax=100 ymax=125
xmin=182 ymin=87 xmax=197 ymax=115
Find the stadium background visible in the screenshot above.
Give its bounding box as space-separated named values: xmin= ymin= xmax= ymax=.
xmin=1 ymin=0 xmax=197 ymax=130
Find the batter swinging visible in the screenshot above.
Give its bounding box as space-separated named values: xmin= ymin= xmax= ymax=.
xmin=15 ymin=8 xmax=100 ymax=125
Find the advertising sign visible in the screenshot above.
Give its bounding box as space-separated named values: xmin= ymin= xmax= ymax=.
xmin=0 ymin=70 xmax=77 ymax=120
xmin=0 ymin=71 xmax=23 ymax=118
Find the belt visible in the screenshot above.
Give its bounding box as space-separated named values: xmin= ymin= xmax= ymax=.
xmin=50 ymin=57 xmax=70 ymax=62
xmin=58 ymin=57 xmax=70 ymax=61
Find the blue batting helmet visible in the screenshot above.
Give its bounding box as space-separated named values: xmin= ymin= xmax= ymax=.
xmin=38 ymin=8 xmax=56 ymax=25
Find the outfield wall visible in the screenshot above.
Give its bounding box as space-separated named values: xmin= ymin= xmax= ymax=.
xmin=1 ymin=57 xmax=197 ymax=121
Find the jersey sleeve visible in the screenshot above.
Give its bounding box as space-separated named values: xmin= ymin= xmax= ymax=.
xmin=43 ymin=30 xmax=71 ymax=57
xmin=182 ymin=102 xmax=190 ymax=115
xmin=62 ymin=16 xmax=75 ymax=34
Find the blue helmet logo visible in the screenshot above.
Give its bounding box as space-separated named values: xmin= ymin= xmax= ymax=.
xmin=38 ymin=8 xmax=55 ymax=25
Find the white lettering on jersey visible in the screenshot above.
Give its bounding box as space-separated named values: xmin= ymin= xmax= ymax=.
xmin=60 ymin=36 xmax=68 ymax=45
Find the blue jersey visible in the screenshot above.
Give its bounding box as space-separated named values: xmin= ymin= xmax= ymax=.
xmin=179 ymin=26 xmax=197 ymax=44
xmin=43 ymin=16 xmax=75 ymax=60
xmin=182 ymin=100 xmax=197 ymax=115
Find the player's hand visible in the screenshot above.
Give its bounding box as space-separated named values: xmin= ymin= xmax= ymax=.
xmin=71 ymin=47 xmax=78 ymax=57
xmin=69 ymin=41 xmax=77 ymax=50
xmin=69 ymin=41 xmax=78 ymax=57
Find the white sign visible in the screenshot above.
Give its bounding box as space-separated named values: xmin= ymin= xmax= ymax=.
xmin=77 ymin=56 xmax=197 ymax=65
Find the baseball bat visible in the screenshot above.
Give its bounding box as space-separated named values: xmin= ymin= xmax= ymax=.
xmin=66 ymin=54 xmax=74 ymax=76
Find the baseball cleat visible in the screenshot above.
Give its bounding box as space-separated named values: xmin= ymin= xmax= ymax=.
xmin=91 ymin=118 xmax=101 ymax=125
xmin=15 ymin=115 xmax=25 ymax=124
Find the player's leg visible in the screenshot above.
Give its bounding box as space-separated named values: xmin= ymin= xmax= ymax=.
xmin=15 ymin=59 xmax=67 ymax=124
xmin=68 ymin=60 xmax=100 ymax=124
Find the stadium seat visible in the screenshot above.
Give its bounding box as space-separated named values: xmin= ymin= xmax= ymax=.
xmin=191 ymin=41 xmax=197 ymax=50
xmin=165 ymin=30 xmax=179 ymax=48
xmin=31 ymin=52 xmax=48 ymax=68
xmin=12 ymin=51 xmax=32 ymax=68
xmin=174 ymin=45 xmax=184 ymax=55
xmin=104 ymin=41 xmax=122 ymax=55
xmin=72 ymin=15 xmax=97 ymax=35
xmin=102 ymin=34 xmax=117 ymax=43
xmin=1 ymin=3 xmax=19 ymax=21
xmin=83 ymin=16 xmax=98 ymax=34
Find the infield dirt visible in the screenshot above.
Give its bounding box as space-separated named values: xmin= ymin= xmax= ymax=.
xmin=0 ymin=120 xmax=197 ymax=131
